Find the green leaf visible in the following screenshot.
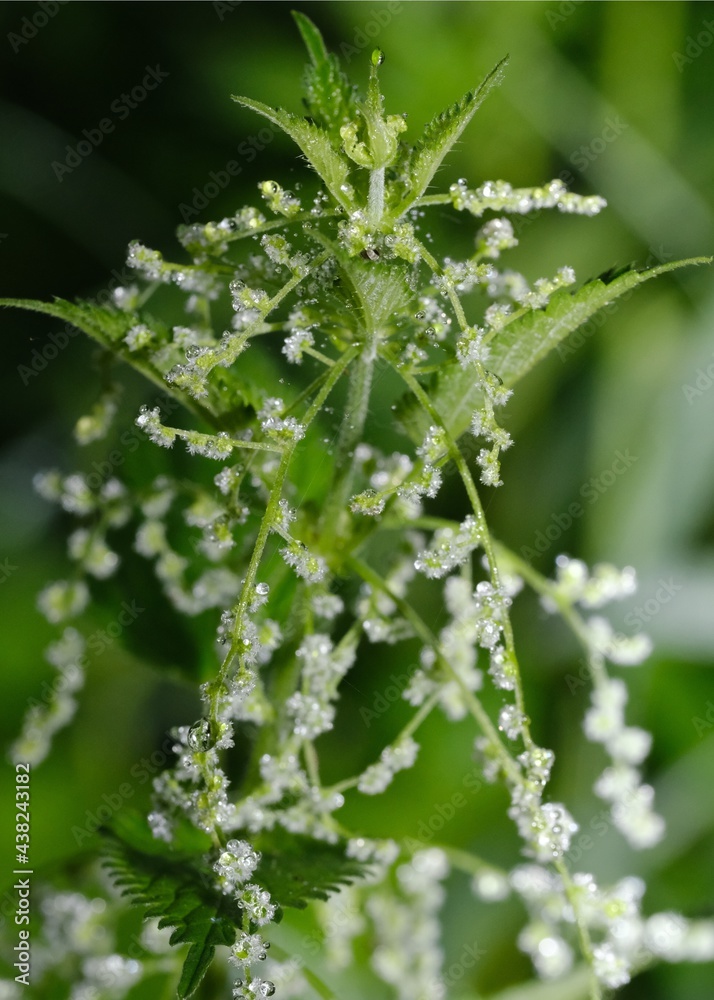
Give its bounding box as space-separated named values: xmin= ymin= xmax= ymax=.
xmin=0 ymin=296 xmax=263 ymax=427
xmin=232 ymin=96 xmax=354 ymax=211
xmin=388 ymin=56 xmax=508 ymax=221
xmin=397 ymin=257 xmax=712 ymax=442
xmin=101 ymin=816 xmax=239 ymax=999
xmin=101 ymin=812 xmax=366 ymax=997
xmin=0 ymin=295 xmax=136 ymax=346
xmin=292 ymin=11 xmax=358 ymax=142
xmin=337 ymin=254 xmax=415 ymax=335
xmin=307 ymin=230 xmax=415 ymax=334
xmin=253 ymin=829 xmax=366 ymax=909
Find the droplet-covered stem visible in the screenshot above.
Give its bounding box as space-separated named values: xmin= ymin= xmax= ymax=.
xmin=320 ymin=340 xmax=376 ymax=549
xmin=367 ymin=166 xmax=385 ymax=225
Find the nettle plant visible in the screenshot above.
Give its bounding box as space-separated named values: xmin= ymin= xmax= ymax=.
xmin=3 ymin=13 xmax=713 ymax=1000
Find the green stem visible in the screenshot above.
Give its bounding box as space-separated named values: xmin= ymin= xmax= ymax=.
xmin=554 ymin=858 xmax=602 ymax=1000
xmin=380 ymin=348 xmax=534 ymax=750
xmin=493 ymin=542 xmax=610 ymax=691
xmin=368 ymin=166 xmax=385 ymax=225
xmin=220 ymin=208 xmax=339 ymax=246
xmin=320 ymin=342 xmax=376 ymax=548
xmin=328 ymin=689 xmax=441 ymax=795
xmin=267 ymin=941 xmax=337 ymax=1000
xmin=213 ymin=346 xmax=358 ymax=711
xmin=345 ymin=554 xmax=521 ymax=784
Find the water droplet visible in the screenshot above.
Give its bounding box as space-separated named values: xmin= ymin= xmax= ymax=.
xmin=371 ymin=48 xmax=385 ymax=67
xmin=415 ymin=310 xmax=425 ymax=320
xmin=187 ymin=718 xmax=214 ymax=752
xmin=360 ymin=247 xmax=380 ymax=261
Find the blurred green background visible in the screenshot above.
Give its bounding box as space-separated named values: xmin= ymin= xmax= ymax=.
xmin=1 ymin=1 xmax=713 ymax=997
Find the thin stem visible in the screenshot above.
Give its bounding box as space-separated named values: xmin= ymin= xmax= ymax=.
xmin=438 ymin=844 xmax=508 ymax=880
xmin=166 ymin=426 xmax=283 ymax=453
xmin=328 ymin=689 xmax=441 ymax=795
xmin=368 ymin=166 xmax=385 ymax=225
xmin=380 ymin=348 xmax=534 ymax=750
xmin=303 ymin=345 xmax=336 ymax=367
xmin=346 ymin=554 xmax=521 ymax=784
xmin=320 ymin=342 xmax=376 ymax=547
xmin=554 ymin=858 xmax=603 ymax=1000
xmin=266 ymin=941 xmax=337 ymax=1000
xmin=494 ymin=542 xmax=610 ymax=690
xmin=303 ymin=740 xmax=321 ymax=786
xmin=213 ymin=346 xmax=358 ymax=705
xmin=219 ymin=208 xmax=339 ymax=246
xmin=207 ymin=249 xmax=332 ymax=373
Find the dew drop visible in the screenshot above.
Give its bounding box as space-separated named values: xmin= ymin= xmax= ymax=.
xmin=187 ymin=718 xmax=214 ymax=752
xmin=371 ymin=48 xmax=385 ymax=67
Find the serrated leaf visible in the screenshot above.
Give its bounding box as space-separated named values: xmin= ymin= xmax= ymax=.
xmin=254 ymin=830 xmax=365 ymax=909
xmin=101 ymin=813 xmax=366 ymax=996
xmin=397 ymin=257 xmax=711 ymax=442
xmin=0 ymin=296 xmax=263 ymax=427
xmin=101 ymin=817 xmax=240 ymax=999
xmin=307 ymin=229 xmax=415 ymax=333
xmin=232 ymin=96 xmax=354 ymax=211
xmin=388 ymin=56 xmax=508 ymax=221
xmin=338 ymin=254 xmax=415 ymax=334
xmin=292 ymin=11 xmax=358 ymax=142
xmin=0 ymin=295 xmax=136 ymax=346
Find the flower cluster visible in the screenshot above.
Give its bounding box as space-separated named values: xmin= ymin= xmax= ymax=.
xmin=12 ymin=16 xmax=713 ymax=1000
